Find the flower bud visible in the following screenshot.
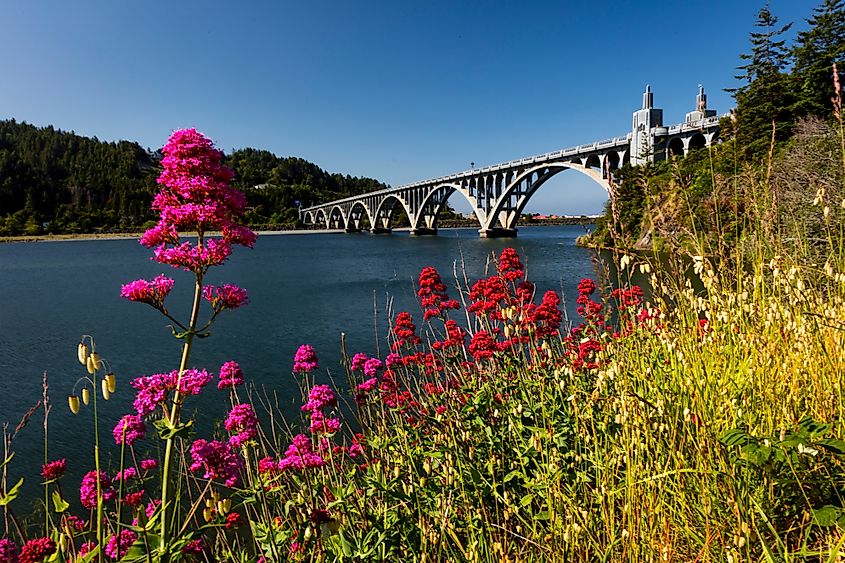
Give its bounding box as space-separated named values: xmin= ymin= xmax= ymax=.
xmin=68 ymin=395 xmax=80 ymax=414
xmin=77 ymin=343 xmax=88 ymax=365
xmin=217 ymin=498 xmax=231 ymax=514
xmin=203 ymin=507 xmax=214 ymax=523
xmin=105 ymin=372 xmax=116 ymax=393
xmin=86 ymin=355 xmax=96 ymax=374
xmin=81 ymin=387 xmax=90 ymax=405
xmin=90 ymin=352 xmax=102 ymax=371
xmin=205 ymin=498 xmax=214 ymax=509
xmin=101 ymin=379 xmax=111 ymax=400
xmin=59 ymin=533 xmax=68 ymax=551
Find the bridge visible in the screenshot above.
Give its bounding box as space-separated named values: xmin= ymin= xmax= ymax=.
xmin=300 ymin=86 xmax=724 ymax=238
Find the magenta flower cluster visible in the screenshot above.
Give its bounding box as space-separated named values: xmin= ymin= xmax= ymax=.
xmin=225 ymin=403 xmax=258 ymax=448
xmin=293 ymin=344 xmax=319 ymax=373
xmin=218 ymin=360 xmax=244 ymax=390
xmin=189 ymin=439 xmax=243 ymax=487
xmin=278 ymin=434 xmax=326 ymax=471
xmin=79 ymin=470 xmax=115 ymax=509
xmin=203 ymin=284 xmax=249 ymax=312
xmin=301 ymin=385 xmax=337 ymax=412
xmin=140 ymin=128 xmax=256 ymax=274
xmin=130 ymin=368 xmax=212 ymax=416
xmin=113 ymin=414 xmax=146 ymax=446
xmin=119 ymin=274 xmax=174 ymax=309
xmin=105 ymin=530 xmax=137 ymax=560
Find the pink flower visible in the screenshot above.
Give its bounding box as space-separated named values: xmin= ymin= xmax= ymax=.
xmin=225 ymin=403 xmax=258 ymax=448
xmin=120 ymin=275 xmax=174 ymax=308
xmin=203 ymin=284 xmax=248 ymax=311
xmin=79 ymin=470 xmax=115 ymax=509
xmin=356 ymin=378 xmax=378 ymax=393
xmin=189 ymin=439 xmax=242 ymax=487
xmin=105 ymin=530 xmax=137 ymax=560
xmin=293 ymin=344 xmax=319 ymax=374
xmin=363 ymin=357 xmax=383 ymax=378
xmin=40 ymin=459 xmax=66 ymax=481
xmin=113 ymin=414 xmax=146 ymax=446
xmin=19 ymin=538 xmax=55 ymax=563
xmin=145 ymin=499 xmax=161 ymax=518
xmin=181 ymin=539 xmax=204 ymax=557
xmin=140 ymin=458 xmax=159 ymax=471
xmin=218 ymin=360 xmax=244 ymax=389
xmin=130 ymin=369 xmax=211 ymax=416
xmin=114 ymin=467 xmax=138 ymax=482
xmin=350 ymin=352 xmax=369 ymax=372
xmin=279 ymin=434 xmax=325 ymax=471
xmin=309 ymin=411 xmax=341 ymax=435
xmin=301 ymin=384 xmax=336 ymax=413
xmin=0 ymin=539 xmax=18 ymax=563
xmin=78 ymin=542 xmax=96 ymax=558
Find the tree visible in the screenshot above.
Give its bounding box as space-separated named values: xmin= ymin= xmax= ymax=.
xmin=792 ymin=0 xmax=845 ymax=117
xmin=732 ymin=5 xmax=797 ymax=159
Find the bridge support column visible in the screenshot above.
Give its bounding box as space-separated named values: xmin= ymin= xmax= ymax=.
xmin=370 ymin=227 xmax=392 ymax=234
xmin=345 ymin=227 xmax=362 ymax=233
xmin=410 ymin=227 xmax=438 ymax=236
xmin=478 ymin=228 xmax=517 ymax=238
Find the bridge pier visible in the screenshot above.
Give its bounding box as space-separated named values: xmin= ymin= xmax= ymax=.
xmin=479 ymin=228 xmax=517 ymax=238
xmin=410 ymin=227 xmax=438 ymax=236
xmin=370 ymin=227 xmax=392 ymax=234
xmin=345 ymin=227 xmax=362 ymax=233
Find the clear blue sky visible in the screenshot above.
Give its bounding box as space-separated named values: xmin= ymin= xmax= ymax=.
xmin=0 ymin=0 xmax=817 ymax=214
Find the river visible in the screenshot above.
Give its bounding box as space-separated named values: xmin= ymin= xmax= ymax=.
xmin=0 ymin=225 xmax=600 ymax=506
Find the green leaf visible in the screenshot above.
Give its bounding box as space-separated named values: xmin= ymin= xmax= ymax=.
xmin=52 ymin=489 xmax=69 ymax=513
xmin=0 ymin=477 xmax=23 ymax=506
xmin=798 ymin=416 xmax=831 ymax=437
xmin=741 ymin=444 xmax=771 ymax=466
xmin=0 ymin=453 xmax=14 ymax=470
xmin=720 ymin=428 xmax=753 ymax=447
xmin=153 ymin=418 xmax=194 ymax=440
xmin=817 ymin=438 xmax=845 ymax=455
xmin=813 ymin=505 xmax=843 ymax=527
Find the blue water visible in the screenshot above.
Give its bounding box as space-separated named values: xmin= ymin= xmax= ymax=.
xmin=0 ymin=225 xmax=597 ymax=506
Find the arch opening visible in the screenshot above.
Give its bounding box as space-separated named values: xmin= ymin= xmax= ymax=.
xmin=688 ymin=133 xmax=706 ymax=151
xmin=667 ymin=137 xmax=685 ymax=158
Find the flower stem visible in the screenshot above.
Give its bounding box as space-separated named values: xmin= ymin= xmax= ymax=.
xmin=159 ymin=273 xmax=204 ymax=560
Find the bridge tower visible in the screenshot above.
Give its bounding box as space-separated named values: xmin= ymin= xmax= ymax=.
xmin=630 ymin=85 xmax=664 ymax=166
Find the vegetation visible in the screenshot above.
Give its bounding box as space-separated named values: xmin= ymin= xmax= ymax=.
xmin=0 ymin=122 xmax=386 ymax=236
xmin=588 ymin=0 xmax=845 ymax=258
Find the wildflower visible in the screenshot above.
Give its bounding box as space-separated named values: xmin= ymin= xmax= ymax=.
xmin=123 ymin=491 xmax=145 ymax=507
xmin=225 ymin=403 xmax=258 ymax=448
xmin=203 ymin=284 xmax=249 ymax=312
xmin=293 ymin=344 xmax=319 ymax=374
xmin=350 ymin=352 xmax=369 ymax=372
xmin=140 ymin=458 xmax=158 ymax=471
xmin=182 ymin=539 xmax=204 ymax=557
xmin=392 ymin=312 xmax=422 ymax=350
xmin=356 ymin=378 xmax=378 ymax=393
xmin=225 ymin=512 xmax=243 ymax=529
xmin=498 ymin=248 xmax=524 ymax=281
xmin=145 ymin=499 xmax=161 ymax=518
xmin=189 ymin=439 xmax=242 ymax=487
xmin=0 ymin=539 xmax=18 ymax=563
xmin=258 ymin=456 xmax=280 ymax=475
xmin=67 ymin=394 xmax=80 ymax=414
xmin=363 ymin=357 xmax=383 ymax=378
xmin=468 ymin=331 xmax=498 ymax=361
xmin=385 ymin=352 xmax=402 ymax=368
xmin=18 ymin=538 xmax=55 ymax=563
xmin=79 ymin=470 xmax=115 ymax=509
xmin=78 ymin=542 xmax=97 ymax=558
xmin=105 ymin=530 xmax=137 ymax=560
xmin=40 ymin=459 xmax=66 ymax=481
xmin=418 ymin=266 xmax=460 ymax=319
xmin=301 ymin=385 xmax=337 ymax=413
xmin=63 ymin=514 xmax=86 ymax=533
xmin=279 ymin=434 xmax=325 ymax=471
xmin=530 ymin=291 xmax=563 ymax=338
xmin=217 ymin=360 xmax=244 ymax=389
xmin=119 ymin=275 xmax=174 ymax=308
xmin=309 ymin=411 xmax=341 ymax=435
xmin=114 ymin=467 xmax=138 ymax=482
xmin=113 ymin=414 xmax=146 ymax=446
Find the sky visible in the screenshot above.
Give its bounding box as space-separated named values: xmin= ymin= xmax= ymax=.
xmin=0 ymin=0 xmax=819 ymax=215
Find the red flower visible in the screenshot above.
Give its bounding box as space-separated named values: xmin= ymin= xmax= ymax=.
xmin=41 ymin=458 xmax=66 ymax=481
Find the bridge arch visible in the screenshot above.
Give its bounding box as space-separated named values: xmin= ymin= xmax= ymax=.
xmin=328 ymin=205 xmax=347 ymax=230
xmin=414 ymin=182 xmax=485 ymax=231
xmin=303 ymin=210 xmax=315 ymax=225
xmin=484 ymin=162 xmax=609 ymax=233
xmin=688 ymin=133 xmax=706 ymax=151
xmin=346 ymin=201 xmax=373 ymax=231
xmin=373 ymin=194 xmax=414 ymax=231
xmin=667 ymin=137 xmax=685 ymax=158
xmin=314 ymin=209 xmax=328 ymax=228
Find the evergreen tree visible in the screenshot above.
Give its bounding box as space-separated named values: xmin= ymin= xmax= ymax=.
xmin=732 ymin=5 xmax=797 ymax=159
xmin=792 ymin=0 xmax=845 ymax=117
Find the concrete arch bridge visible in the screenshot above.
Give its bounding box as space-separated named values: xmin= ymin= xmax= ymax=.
xmin=300 ymin=86 xmax=724 ymax=238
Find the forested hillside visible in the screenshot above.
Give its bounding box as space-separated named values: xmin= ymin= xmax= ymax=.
xmin=0 ymin=121 xmax=387 ymax=235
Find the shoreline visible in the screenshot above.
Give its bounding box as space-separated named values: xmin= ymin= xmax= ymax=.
xmin=0 ymin=223 xmax=597 ymax=244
